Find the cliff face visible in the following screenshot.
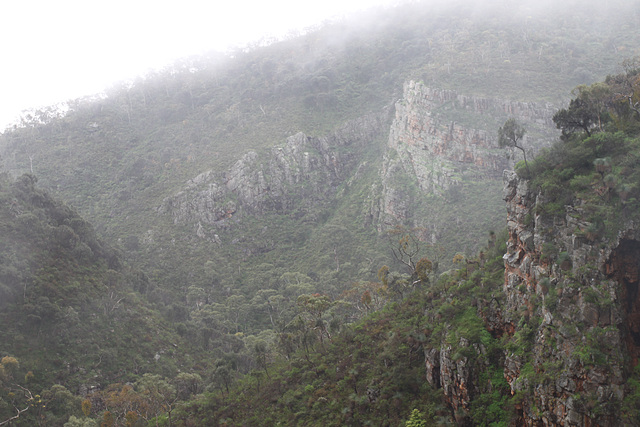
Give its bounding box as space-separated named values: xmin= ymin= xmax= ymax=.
xmin=500 ymin=170 xmax=631 ymax=426
xmin=389 ymin=82 xmax=508 ymax=191
xmin=384 ymin=80 xmax=555 ymax=193
xmin=420 ymin=170 xmax=640 ymax=426
xmin=372 ymin=81 xmax=556 ymax=241
xmin=159 ymin=81 xmax=559 ymax=274
xmin=159 ymin=110 xmax=391 ymax=237
xmin=162 ymin=81 xmax=558 ymax=241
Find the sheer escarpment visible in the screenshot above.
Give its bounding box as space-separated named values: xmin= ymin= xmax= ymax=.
xmin=160 ymin=81 xmax=559 ymax=267
xmin=384 ymin=81 xmax=555 ymax=195
xmin=418 ymin=171 xmax=639 ymax=426
xmin=376 ymin=82 xmax=556 ymax=231
xmin=499 ymin=171 xmax=630 ymax=426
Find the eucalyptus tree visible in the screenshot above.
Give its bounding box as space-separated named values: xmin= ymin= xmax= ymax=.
xmin=498 ymin=118 xmax=530 ymax=176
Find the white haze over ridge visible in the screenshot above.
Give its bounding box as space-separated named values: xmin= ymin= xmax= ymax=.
xmin=2 ymin=0 xmax=634 ymax=131
xmin=0 ymin=0 xmax=398 ymax=130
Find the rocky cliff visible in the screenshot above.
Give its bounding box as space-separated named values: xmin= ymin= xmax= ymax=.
xmin=372 ymin=81 xmax=557 ymax=244
xmin=419 ymin=169 xmax=639 ymax=426
xmin=385 ymin=80 xmax=555 ymax=195
xmin=161 ymin=81 xmax=559 ymax=264
xmin=500 ymin=170 xmax=633 ymax=426
xmin=159 ymin=110 xmax=391 ymax=239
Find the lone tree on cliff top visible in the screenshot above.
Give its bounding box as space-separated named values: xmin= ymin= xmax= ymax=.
xmin=498 ymin=118 xmax=530 ymax=176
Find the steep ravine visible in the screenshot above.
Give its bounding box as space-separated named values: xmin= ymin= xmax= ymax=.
xmin=161 ymin=81 xmax=558 ymax=261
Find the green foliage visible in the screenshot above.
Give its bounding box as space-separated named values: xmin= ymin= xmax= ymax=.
xmin=0 ymin=174 xmax=205 ymax=426
xmin=540 ymin=243 xmax=558 ymax=263
xmin=405 ymin=408 xmax=428 ymax=426
xmin=470 ymin=367 xmax=513 ymax=426
xmin=622 ymin=364 xmax=640 ymax=422
xmin=171 ymin=230 xmax=510 ymax=425
xmin=553 ymin=83 xmax=611 ymax=139
xmin=64 ymin=415 xmax=98 ymax=427
xmin=1 ymin=3 xmax=640 ymax=425
xmin=572 ymin=327 xmax=615 ymax=368
xmin=415 ymin=257 xmax=433 ymax=284
xmin=544 ymin=288 xmax=558 ymax=312
xmin=526 ymin=69 xmax=640 ymax=240
xmin=506 ymin=320 xmax=536 ymax=358
xmin=556 ymin=252 xmax=572 ymax=271
xmin=1 ymin=0 xmax=637 ymax=344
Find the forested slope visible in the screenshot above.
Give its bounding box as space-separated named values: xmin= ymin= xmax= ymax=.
xmin=1 ymin=0 xmax=640 ymax=425
xmin=175 ymin=64 xmax=640 ymax=426
xmin=1 ymin=1 xmax=637 ymax=313
xmin=0 ymin=173 xmax=197 ymax=425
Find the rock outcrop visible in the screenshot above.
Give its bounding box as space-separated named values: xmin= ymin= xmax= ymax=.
xmin=499 ymin=170 xmax=631 ymax=425
xmin=425 ymin=339 xmax=490 ymax=424
xmin=371 ymin=81 xmax=557 ymax=241
xmin=420 ymin=169 xmax=640 ymax=426
xmin=384 ymin=81 xmax=555 ymax=196
xmin=159 ymin=110 xmax=391 ymax=236
xmin=162 ymin=81 xmax=558 ymax=246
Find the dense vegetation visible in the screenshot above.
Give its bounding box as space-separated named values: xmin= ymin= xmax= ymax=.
xmin=172 ymin=229 xmax=510 ymax=426
xmin=1 ymin=0 xmax=637 ymax=314
xmin=523 ymin=57 xmax=640 ymax=238
xmin=0 ymin=170 xmax=455 ymax=425
xmin=0 ymin=170 xmax=449 ymax=425
xmin=2 ymin=0 xmax=640 ymax=425
xmin=170 ymin=63 xmax=640 ymax=426
xmin=0 ymin=173 xmax=187 ymax=425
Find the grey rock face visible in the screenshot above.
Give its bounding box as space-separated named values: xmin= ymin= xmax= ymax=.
xmin=161 ymin=81 xmax=557 ymax=248
xmin=373 ymin=81 xmax=556 ymax=234
xmin=385 ymin=81 xmax=555 ymax=194
xmin=159 ymin=110 xmax=391 ymax=235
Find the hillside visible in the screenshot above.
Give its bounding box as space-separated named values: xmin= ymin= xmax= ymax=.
xmin=0 ymin=173 xmax=195 ymax=425
xmin=174 ymin=66 xmax=640 ymax=426
xmin=1 ymin=0 xmax=640 ymax=425
xmin=1 ymin=1 xmax=638 ymax=317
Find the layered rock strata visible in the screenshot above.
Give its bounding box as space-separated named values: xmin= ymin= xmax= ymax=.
xmin=373 ymin=81 xmax=557 ymax=238
xmin=385 ymin=81 xmax=555 ymax=196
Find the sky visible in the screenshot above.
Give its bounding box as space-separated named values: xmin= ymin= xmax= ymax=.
xmin=0 ymin=0 xmax=398 ymax=130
